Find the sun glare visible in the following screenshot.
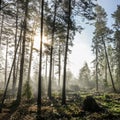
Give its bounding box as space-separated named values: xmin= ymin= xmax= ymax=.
xmin=33 ymin=33 xmax=47 ymax=50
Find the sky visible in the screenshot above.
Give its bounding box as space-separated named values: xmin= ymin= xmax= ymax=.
xmin=69 ymin=0 xmax=120 ymax=77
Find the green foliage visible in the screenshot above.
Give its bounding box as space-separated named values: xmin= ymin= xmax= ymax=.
xmin=79 ymin=62 xmax=91 ymax=88
xmin=92 ymin=4 xmax=116 ymax=91
xmin=95 ymin=93 xmax=120 ymax=115
xmin=112 ymin=5 xmax=120 ymax=84
xmin=22 ymin=80 xmax=32 ymax=101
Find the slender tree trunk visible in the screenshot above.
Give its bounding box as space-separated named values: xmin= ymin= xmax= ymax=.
xmin=16 ymin=0 xmax=29 ymax=104
xmin=4 ymin=39 xmax=8 ymax=89
xmin=37 ymin=0 xmax=44 ymax=118
xmin=45 ymin=54 xmax=48 ymax=91
xmin=12 ymin=2 xmax=18 ymax=97
xmin=62 ymin=0 xmax=71 ymax=105
xmin=52 ymin=58 xmax=55 ymax=82
xmin=117 ymin=55 xmax=120 ymax=86
xmin=118 ymin=52 xmax=120 ymax=84
xmin=58 ymin=42 xmax=61 ymax=89
xmin=0 ymin=1 xmax=1 ymax=10
xmin=14 ymin=31 xmax=22 ymax=96
xmin=102 ymin=37 xmax=116 ymax=92
xmin=27 ymin=38 xmax=34 ymax=82
xmin=26 ymin=36 xmax=34 ymax=99
xmin=15 ymin=44 xmax=21 ymax=84
xmin=27 ymin=22 xmax=37 ymax=83
xmin=104 ymin=58 xmax=108 ymax=87
xmin=48 ymin=2 xmax=57 ymax=99
xmin=116 ymin=57 xmax=120 ymax=84
xmin=0 ymin=14 xmax=4 ymax=47
xmin=0 ymin=27 xmax=23 ymax=113
xmin=14 ymin=37 xmax=22 ymax=90
xmin=96 ymin=47 xmax=98 ymax=91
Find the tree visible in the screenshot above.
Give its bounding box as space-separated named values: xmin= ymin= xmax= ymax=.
xmin=62 ymin=0 xmax=96 ymax=105
xmin=48 ymin=0 xmax=57 ymax=99
xmin=58 ymin=39 xmax=62 ymax=88
xmin=62 ymin=0 xmax=71 ymax=105
xmin=27 ymin=21 xmax=38 ymax=91
xmin=0 ymin=27 xmax=23 ymax=113
xmin=16 ymin=0 xmax=29 ymax=104
xmin=37 ymin=0 xmax=44 ymax=118
xmin=0 ymin=14 xmax=4 ymax=47
xmin=12 ymin=0 xmax=19 ymax=97
xmin=79 ymin=62 xmax=91 ymax=89
xmin=66 ymin=69 xmax=74 ymax=89
xmin=112 ymin=5 xmax=120 ymax=87
xmin=92 ymin=5 xmax=116 ymax=92
xmin=4 ymin=38 xmax=8 ymax=89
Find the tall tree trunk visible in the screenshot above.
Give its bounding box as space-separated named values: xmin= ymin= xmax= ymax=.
xmin=58 ymin=42 xmax=61 ymax=89
xmin=15 ymin=43 xmax=21 ymax=85
xmin=48 ymin=2 xmax=57 ymax=99
xmin=117 ymin=54 xmax=120 ymax=86
xmin=96 ymin=47 xmax=98 ymax=91
xmin=4 ymin=39 xmax=8 ymax=89
xmin=52 ymin=57 xmax=54 ymax=83
xmin=45 ymin=54 xmax=48 ymax=91
xmin=16 ymin=0 xmax=29 ymax=104
xmin=104 ymin=58 xmax=108 ymax=87
xmin=62 ymin=0 xmax=71 ymax=105
xmin=12 ymin=2 xmax=18 ymax=97
xmin=37 ymin=0 xmax=44 ymax=118
xmin=0 ymin=14 xmax=4 ymax=47
xmin=0 ymin=1 xmax=1 ymax=10
xmin=102 ymin=37 xmax=116 ymax=92
xmin=0 ymin=27 xmax=23 ymax=113
xmin=26 ymin=36 xmax=34 ymax=99
xmin=27 ymin=22 xmax=37 ymax=83
xmin=27 ymin=37 xmax=34 ymax=82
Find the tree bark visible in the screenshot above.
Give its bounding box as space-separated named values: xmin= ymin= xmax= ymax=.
xmin=15 ymin=43 xmax=21 ymax=84
xmin=48 ymin=1 xmax=57 ymax=99
xmin=27 ymin=37 xmax=34 ymax=82
xmin=58 ymin=42 xmax=61 ymax=88
xmin=45 ymin=54 xmax=48 ymax=91
xmin=104 ymin=58 xmax=108 ymax=87
xmin=0 ymin=0 xmax=1 ymax=10
xmin=37 ymin=0 xmax=44 ymax=118
xmin=4 ymin=39 xmax=8 ymax=89
xmin=12 ymin=1 xmax=18 ymax=97
xmin=0 ymin=27 xmax=23 ymax=113
xmin=102 ymin=37 xmax=116 ymax=92
xmin=26 ymin=35 xmax=34 ymax=100
xmin=0 ymin=14 xmax=4 ymax=47
xmin=62 ymin=0 xmax=71 ymax=105
xmin=52 ymin=58 xmax=55 ymax=83
xmin=16 ymin=0 xmax=29 ymax=104
xmin=96 ymin=46 xmax=98 ymax=91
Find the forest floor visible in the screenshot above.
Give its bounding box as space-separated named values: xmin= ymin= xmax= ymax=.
xmin=0 ymin=91 xmax=120 ymax=120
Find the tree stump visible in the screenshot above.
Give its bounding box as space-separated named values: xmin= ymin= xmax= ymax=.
xmin=82 ymin=96 xmax=101 ymax=112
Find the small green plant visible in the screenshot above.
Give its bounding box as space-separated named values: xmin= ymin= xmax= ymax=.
xmin=22 ymin=80 xmax=32 ymax=101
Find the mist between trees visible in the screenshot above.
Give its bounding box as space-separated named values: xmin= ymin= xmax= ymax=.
xmin=0 ymin=0 xmax=120 ymax=119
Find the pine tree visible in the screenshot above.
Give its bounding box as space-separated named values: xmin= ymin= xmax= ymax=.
xmin=112 ymin=5 xmax=120 ymax=87
xmin=37 ymin=0 xmax=44 ymax=118
xmin=16 ymin=0 xmax=29 ymax=104
xmin=92 ymin=5 xmax=116 ymax=92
